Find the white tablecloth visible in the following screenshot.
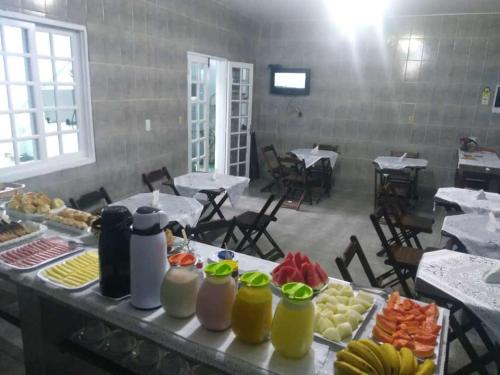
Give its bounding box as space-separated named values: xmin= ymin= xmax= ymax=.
xmin=373 ymin=156 xmax=428 ymax=170
xmin=416 ymin=250 xmax=500 ymax=343
xmin=290 ymin=149 xmax=338 ymax=170
xmin=174 ymin=173 xmax=249 ymax=206
xmin=442 ymin=214 xmax=500 ymax=259
xmin=458 ymin=150 xmax=500 ymax=170
xmin=112 ymin=193 xmax=203 ymax=227
xmin=435 ymin=187 xmax=500 ymax=214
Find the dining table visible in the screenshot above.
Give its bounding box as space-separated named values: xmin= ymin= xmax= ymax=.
xmin=434 ymin=187 xmax=500 ymax=214
xmin=441 ymin=213 xmax=500 ymax=259
xmin=111 ymin=192 xmax=203 ymax=228
xmin=457 ymin=150 xmax=500 ymax=175
xmin=289 ymin=148 xmax=338 ymax=170
xmin=0 ymin=228 xmax=450 ymax=375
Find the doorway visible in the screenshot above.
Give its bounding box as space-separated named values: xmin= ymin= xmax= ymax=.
xmin=187 ymin=52 xmax=253 ymax=177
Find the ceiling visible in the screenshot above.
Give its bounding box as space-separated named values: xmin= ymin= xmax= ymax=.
xmin=215 ymin=0 xmax=500 ymax=22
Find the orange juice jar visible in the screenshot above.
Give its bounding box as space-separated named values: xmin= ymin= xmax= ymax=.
xmin=271 ymin=282 xmax=314 ymax=358
xmin=231 ymin=272 xmax=272 ymax=344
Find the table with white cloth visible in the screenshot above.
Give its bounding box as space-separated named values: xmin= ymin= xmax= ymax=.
xmin=441 ymin=213 xmax=500 ymax=259
xmin=373 ymin=156 xmax=428 ymax=171
xmin=458 ymin=150 xmax=500 ymax=175
xmin=289 ymin=148 xmax=338 ymax=170
xmin=112 ymin=192 xmax=203 ymax=228
xmin=0 ymin=231 xmax=450 ymax=375
xmin=416 ymin=250 xmax=500 ymax=344
xmin=434 ymin=187 xmax=500 ymax=214
xmin=174 ymin=172 xmax=249 ymax=222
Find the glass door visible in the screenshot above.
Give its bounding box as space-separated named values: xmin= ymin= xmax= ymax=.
xmin=187 ymin=53 xmax=209 ymax=172
xmin=226 ymin=62 xmax=253 ymax=177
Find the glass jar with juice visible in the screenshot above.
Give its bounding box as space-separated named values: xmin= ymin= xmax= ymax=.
xmin=196 ymin=262 xmax=236 ymax=331
xmin=271 ymin=282 xmax=315 ymax=358
xmin=231 ymin=272 xmax=272 ymax=344
xmin=161 ymin=253 xmax=200 ymax=318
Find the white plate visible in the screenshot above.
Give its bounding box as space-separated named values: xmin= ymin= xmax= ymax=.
xmin=37 ymin=249 xmax=99 ymax=290
xmin=0 ymin=221 xmax=47 ymax=250
xmin=43 ymin=218 xmax=91 ymax=235
xmin=313 ymin=289 xmax=378 ymax=347
xmin=0 ymin=237 xmax=83 ymax=270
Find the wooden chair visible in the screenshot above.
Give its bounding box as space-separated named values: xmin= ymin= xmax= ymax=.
xmin=335 ymin=235 xmax=402 ymax=291
xmin=458 ymin=170 xmax=491 ymax=191
xmin=370 ymin=211 xmax=425 ymax=298
xmin=142 ymin=167 xmax=180 ymax=195
xmin=260 ymin=145 xmax=290 ymax=193
xmin=185 ymin=218 xmax=236 ymax=249
xmin=69 ymin=187 xmax=112 ymax=213
xmin=312 ymin=143 xmax=339 ymax=195
xmin=233 ymin=192 xmax=288 ymax=261
xmin=281 ymin=154 xmax=324 ymax=207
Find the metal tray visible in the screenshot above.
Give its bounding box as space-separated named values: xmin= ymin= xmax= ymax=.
xmin=37 ymin=249 xmax=99 ymax=290
xmin=0 ymin=221 xmax=47 ymax=250
xmin=0 ymin=237 xmax=83 ymax=271
xmin=43 ymin=218 xmax=91 ymax=236
xmin=0 ymin=183 xmax=25 ymax=200
xmin=6 ymin=206 xmax=65 ymax=222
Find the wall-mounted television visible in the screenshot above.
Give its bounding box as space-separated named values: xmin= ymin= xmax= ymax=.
xmin=269 ymin=66 xmax=311 ymax=96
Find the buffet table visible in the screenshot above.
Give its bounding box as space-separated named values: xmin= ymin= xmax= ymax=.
xmin=0 ymin=231 xmax=450 ymax=375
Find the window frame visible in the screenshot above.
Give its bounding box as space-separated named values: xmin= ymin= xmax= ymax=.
xmin=0 ymin=10 xmax=95 ymax=182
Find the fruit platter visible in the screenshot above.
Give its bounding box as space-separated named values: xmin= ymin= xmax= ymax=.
xmin=334 ymin=338 xmax=436 ymax=375
xmin=45 ymin=208 xmax=98 ymax=234
xmin=372 ymin=292 xmax=442 ymax=359
xmin=38 ymin=249 xmax=99 ymax=290
xmin=0 ymin=237 xmax=81 ymax=270
xmin=271 ymin=251 xmax=329 ymax=294
xmin=6 ymin=192 xmax=65 ymax=221
xmin=314 ymin=283 xmax=376 ymax=345
xmin=0 ymin=220 xmax=47 ymax=250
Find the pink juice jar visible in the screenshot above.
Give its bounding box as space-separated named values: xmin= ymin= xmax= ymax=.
xmin=195 ymin=262 xmax=236 ymax=331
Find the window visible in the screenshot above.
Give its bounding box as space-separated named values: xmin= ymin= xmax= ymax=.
xmin=0 ymin=11 xmax=94 ymax=181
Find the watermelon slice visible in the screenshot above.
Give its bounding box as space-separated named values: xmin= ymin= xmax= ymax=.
xmin=272 ymin=268 xmax=288 ymax=286
xmin=271 ymin=258 xmax=295 ymax=275
xmin=301 ymin=254 xmax=311 ymax=265
xmin=285 ymin=252 xmax=294 ymax=262
xmin=293 ymin=251 xmax=303 ymax=269
xmin=272 ymin=266 xmax=304 ymax=286
xmin=314 ymin=263 xmax=329 ymax=284
xmin=303 ymin=263 xmax=323 ymax=289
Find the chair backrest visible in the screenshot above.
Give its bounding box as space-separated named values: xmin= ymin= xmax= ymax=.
xmin=335 ymin=235 xmax=379 ymax=287
xmin=279 ymin=154 xmax=306 ymax=177
xmin=142 ymin=167 xmax=179 ymax=195
xmin=69 ymin=187 xmax=112 ymax=212
xmin=313 ymin=144 xmax=338 ymax=152
xmin=249 ymin=194 xmax=276 ymax=228
xmin=390 ymin=150 xmax=419 ymax=159
xmin=461 ymin=170 xmax=491 ymax=191
xmin=186 ymin=218 xmax=236 ymax=248
xmin=261 ymin=145 xmax=282 ymax=173
xmin=268 ymin=188 xmax=290 ymax=220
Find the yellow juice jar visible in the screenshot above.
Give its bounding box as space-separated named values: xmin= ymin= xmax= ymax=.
xmin=271 ymin=282 xmax=315 ymax=358
xmin=231 ymin=272 xmax=272 ymax=344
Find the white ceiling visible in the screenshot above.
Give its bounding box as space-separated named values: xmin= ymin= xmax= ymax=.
xmin=215 ymin=0 xmax=500 ymax=22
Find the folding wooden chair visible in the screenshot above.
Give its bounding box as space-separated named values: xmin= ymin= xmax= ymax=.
xmin=142 ymin=167 xmax=180 ymax=195
xmin=311 ymin=143 xmax=339 ymax=196
xmin=69 ymin=187 xmax=112 ymax=213
xmin=233 ymin=193 xmax=287 ymax=261
xmin=369 ymin=211 xmax=425 ymax=298
xmin=281 ymin=154 xmax=324 ymax=207
xmin=185 ymin=218 xmax=236 ymax=249
xmin=260 ymin=144 xmax=290 ymax=193
xmin=335 ymin=235 xmax=402 ymax=291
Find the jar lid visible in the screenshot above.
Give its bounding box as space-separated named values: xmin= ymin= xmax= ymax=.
xmin=220 ymin=259 xmax=238 ymax=271
xmin=168 ymin=253 xmax=196 ymax=266
xmin=240 ymin=272 xmax=270 ymax=287
xmin=281 ymin=282 xmax=313 ymax=301
xmin=204 ymin=262 xmax=232 ymax=277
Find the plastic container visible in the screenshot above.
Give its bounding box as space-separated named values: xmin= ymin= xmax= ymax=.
xmin=195 ymin=262 xmax=236 ymax=331
xmin=271 ymin=282 xmax=315 ymax=358
xmin=161 ymin=253 xmax=200 ymax=318
xmin=231 ymin=272 xmax=272 ymax=344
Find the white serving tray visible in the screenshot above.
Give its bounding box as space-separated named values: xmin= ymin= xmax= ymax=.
xmin=0 ymin=221 xmax=47 ymax=250
xmin=0 ymin=237 xmax=83 ymax=271
xmin=37 ymin=249 xmax=99 ymax=290
xmin=43 ymin=218 xmax=91 ymax=236
xmin=0 ymin=183 xmax=25 ymax=200
xmin=6 ymin=205 xmax=65 ymax=222
xmin=313 ymin=290 xmax=378 ymax=347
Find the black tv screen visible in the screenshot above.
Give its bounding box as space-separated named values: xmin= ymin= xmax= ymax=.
xmin=270 ymin=66 xmax=310 ymax=96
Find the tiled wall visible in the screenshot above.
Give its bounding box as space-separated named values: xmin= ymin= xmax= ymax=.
xmin=0 ymin=0 xmax=256 ymax=200
xmin=252 ymin=14 xmax=500 ymax=192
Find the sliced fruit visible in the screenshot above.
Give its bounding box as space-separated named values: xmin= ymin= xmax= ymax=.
xmin=413 ymin=342 xmax=435 ymax=358
xmin=314 ymin=262 xmax=329 ymax=284
xmin=337 ymin=322 xmax=353 ymax=340
xmin=293 ymin=251 xmax=303 ymax=269
xmin=372 ymin=324 xmax=393 ymax=344
xmin=376 ymin=314 xmax=397 ymax=334
xmin=323 ymin=327 xmax=341 ymax=342
xmin=271 ymin=258 xmax=295 ymax=275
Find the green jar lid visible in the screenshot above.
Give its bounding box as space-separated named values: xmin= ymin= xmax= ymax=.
xmin=204 ymin=262 xmax=233 ymax=277
xmin=240 ymin=271 xmax=271 ymax=287
xmin=281 ymin=282 xmax=313 ymax=301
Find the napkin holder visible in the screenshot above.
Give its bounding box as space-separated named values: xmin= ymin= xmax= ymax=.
xmin=483 ymin=264 xmax=500 ymax=284
xmin=311 ymin=146 xmax=319 ymax=155
xmin=398 ymin=152 xmax=408 ymax=162
xmin=486 ymin=212 xmax=500 ymax=233
xmin=151 ymin=190 xmax=160 ymax=208
xmin=477 ymin=189 xmax=487 ymax=200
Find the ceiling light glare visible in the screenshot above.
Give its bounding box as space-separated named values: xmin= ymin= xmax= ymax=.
xmin=325 ymin=0 xmax=388 ymax=37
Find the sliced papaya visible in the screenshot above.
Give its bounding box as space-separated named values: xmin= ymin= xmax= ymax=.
xmin=413 ymin=342 xmax=435 ymax=358
xmin=414 ymin=333 xmax=437 ymax=346
xmin=373 ymin=324 xmax=393 ymax=343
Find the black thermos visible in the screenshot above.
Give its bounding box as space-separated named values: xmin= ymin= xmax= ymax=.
xmin=94 ymin=206 xmax=133 ymax=298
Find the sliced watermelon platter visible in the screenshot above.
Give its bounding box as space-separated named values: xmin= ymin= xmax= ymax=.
xmin=271 ymin=251 xmax=329 ymax=292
